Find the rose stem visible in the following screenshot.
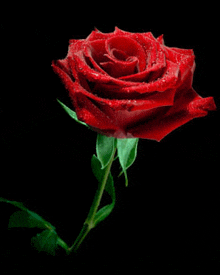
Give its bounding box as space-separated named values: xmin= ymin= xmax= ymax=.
xmin=68 ymin=148 xmax=116 ymax=254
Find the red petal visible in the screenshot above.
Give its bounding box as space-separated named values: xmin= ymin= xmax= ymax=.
xmin=100 ymin=56 xmax=139 ymax=78
xmin=68 ymin=83 xmax=120 ymax=130
xmin=106 ymin=35 xmax=147 ymax=72
xmin=163 ymin=45 xmax=195 ymax=83
xmin=122 ymin=59 xmax=179 ymax=93
xmin=51 ymin=59 xmax=75 ymax=91
xmin=73 ymin=50 xmax=141 ymax=90
xmin=86 ymin=28 xmax=118 ymax=42
xmin=128 ymin=89 xmax=216 ymax=141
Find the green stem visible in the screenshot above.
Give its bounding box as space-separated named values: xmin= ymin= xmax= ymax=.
xmin=68 ymin=148 xmax=116 ymax=254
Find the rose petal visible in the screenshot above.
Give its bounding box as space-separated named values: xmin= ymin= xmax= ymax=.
xmin=111 ymin=32 xmax=167 ymax=84
xmin=86 ymin=28 xmax=115 ymax=41
xmin=52 ymin=58 xmax=106 ymax=133
xmin=163 ymin=45 xmax=195 ymax=83
xmin=52 ymin=59 xmax=75 ymax=90
xmin=100 ymin=55 xmax=139 ymax=78
xmin=84 ymin=40 xmax=109 ymax=75
xmin=69 ymin=78 xmax=176 ymax=111
xmin=70 ymin=83 xmax=119 ymax=130
xmin=118 ymin=37 xmax=166 ymax=83
xmin=62 ymin=78 xmax=178 ymax=139
xmin=70 ymin=33 xmax=175 ymax=96
xmin=73 ymin=50 xmax=142 ymax=90
xmin=68 ymin=39 xmax=85 ymax=56
xmin=127 ymin=89 xmax=216 ymax=141
xmin=106 ymin=35 xmax=147 ymax=72
xmin=121 ymin=59 xmax=179 ymax=93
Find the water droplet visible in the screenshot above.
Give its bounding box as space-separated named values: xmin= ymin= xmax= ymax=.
xmin=91 ymin=72 xmax=99 ymax=77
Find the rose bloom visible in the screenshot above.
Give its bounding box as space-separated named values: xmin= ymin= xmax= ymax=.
xmin=52 ymin=27 xmax=216 ymax=141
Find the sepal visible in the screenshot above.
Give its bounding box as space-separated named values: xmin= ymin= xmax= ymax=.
xmin=57 ymin=99 xmax=88 ymax=127
xmin=117 ymin=138 xmax=139 ymax=186
xmin=96 ymin=134 xmax=116 ymax=169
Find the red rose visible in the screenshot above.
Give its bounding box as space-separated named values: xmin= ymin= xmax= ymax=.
xmin=52 ymin=27 xmax=216 ymax=141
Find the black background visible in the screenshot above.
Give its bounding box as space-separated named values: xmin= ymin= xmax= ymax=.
xmin=0 ymin=3 xmax=220 ymax=274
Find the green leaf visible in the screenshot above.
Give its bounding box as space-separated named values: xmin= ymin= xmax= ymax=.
xmin=31 ymin=229 xmax=58 ymax=256
xmin=1 ymin=198 xmax=69 ymax=255
xmin=8 ymin=211 xmax=47 ymax=229
xmin=0 ymin=198 xmax=54 ymax=230
xmin=93 ymin=204 xmax=114 ymax=225
xmin=57 ymin=237 xmax=70 ymax=252
xmin=57 ymin=99 xmax=88 ymax=127
xmin=117 ymin=138 xmax=139 ymax=186
xmin=96 ymin=134 xmax=116 ymax=169
xmin=0 ymin=198 xmax=27 ymax=210
xmin=91 ymin=155 xmax=116 ymax=226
